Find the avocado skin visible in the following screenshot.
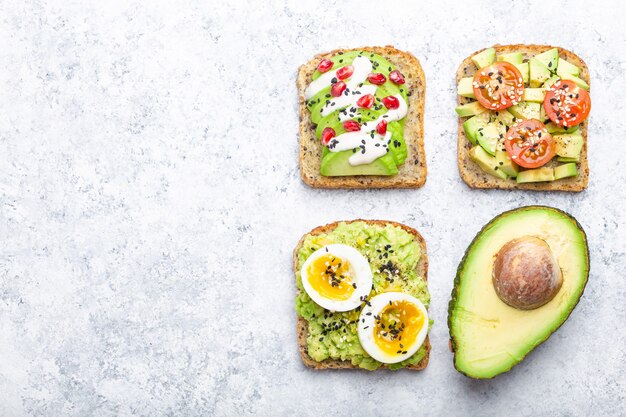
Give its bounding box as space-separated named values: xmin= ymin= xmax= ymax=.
xmin=447 ymin=205 xmax=590 ymax=379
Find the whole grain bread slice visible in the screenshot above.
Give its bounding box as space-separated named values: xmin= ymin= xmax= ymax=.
xmin=457 ymin=44 xmax=590 ymax=192
xmin=297 ymin=46 xmax=426 ymax=189
xmin=294 ymin=219 xmax=430 ymax=370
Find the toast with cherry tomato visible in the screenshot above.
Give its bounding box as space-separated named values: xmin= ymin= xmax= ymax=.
xmin=456 ymin=45 xmax=590 ymax=192
xmin=298 ymin=46 xmax=426 ymax=189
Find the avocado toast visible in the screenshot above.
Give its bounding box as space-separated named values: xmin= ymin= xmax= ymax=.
xmin=294 ymin=220 xmax=431 ymax=370
xmin=448 ymin=206 xmax=589 ymax=379
xmin=297 ymin=46 xmax=427 ymax=188
xmin=456 ymin=45 xmax=590 ymax=191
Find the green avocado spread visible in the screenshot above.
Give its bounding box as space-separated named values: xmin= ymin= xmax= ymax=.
xmin=295 ymin=221 xmax=431 ymax=370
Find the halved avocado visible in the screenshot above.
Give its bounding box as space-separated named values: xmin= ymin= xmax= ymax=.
xmin=448 ymin=206 xmax=589 ymax=379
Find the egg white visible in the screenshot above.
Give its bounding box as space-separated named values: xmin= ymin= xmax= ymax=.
xmin=357 ymin=292 xmax=429 ymax=364
xmin=300 ymin=244 xmax=373 ymax=312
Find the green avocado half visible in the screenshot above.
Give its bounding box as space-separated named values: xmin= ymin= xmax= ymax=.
xmin=447 ymin=206 xmax=589 ymax=379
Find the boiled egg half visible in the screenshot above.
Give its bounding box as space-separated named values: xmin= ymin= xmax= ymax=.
xmin=300 ymin=244 xmax=373 ymax=312
xmin=358 ymin=292 xmax=428 ymax=363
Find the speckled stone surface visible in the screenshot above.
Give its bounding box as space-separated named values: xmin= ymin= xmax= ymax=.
xmin=1 ymin=0 xmax=625 ymax=416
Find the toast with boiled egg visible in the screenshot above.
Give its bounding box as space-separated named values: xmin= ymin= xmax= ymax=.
xmin=456 ymin=44 xmax=590 ymax=191
xmin=297 ymin=46 xmax=427 ymax=189
xmin=294 ymin=220 xmax=431 ymax=370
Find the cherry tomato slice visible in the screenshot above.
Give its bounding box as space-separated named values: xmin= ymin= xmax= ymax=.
xmin=472 ymin=61 xmax=524 ymax=111
xmin=543 ymin=79 xmax=591 ymax=127
xmin=504 ymin=119 xmax=555 ymax=169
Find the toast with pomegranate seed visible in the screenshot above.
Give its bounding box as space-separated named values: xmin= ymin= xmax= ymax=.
xmin=456 ymin=44 xmax=590 ymax=192
xmin=297 ymin=46 xmax=426 ymax=189
xmin=294 ymin=220 xmax=430 ymax=370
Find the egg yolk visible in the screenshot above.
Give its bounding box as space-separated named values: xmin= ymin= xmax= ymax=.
xmin=307 ymin=254 xmax=355 ymax=300
xmin=374 ymin=300 xmax=424 ymax=355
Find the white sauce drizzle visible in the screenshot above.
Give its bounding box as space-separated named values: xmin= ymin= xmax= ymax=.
xmin=304 ymin=56 xmax=372 ymax=100
xmin=328 ymin=94 xmax=408 ymax=166
xmin=305 ymin=55 xmax=410 ymax=166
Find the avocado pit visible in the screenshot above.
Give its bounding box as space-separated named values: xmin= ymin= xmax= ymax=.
xmin=492 ymin=236 xmax=562 ymax=310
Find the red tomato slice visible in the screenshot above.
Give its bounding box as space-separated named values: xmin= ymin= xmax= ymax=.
xmin=504 ymin=119 xmax=555 ymax=169
xmin=472 ymin=62 xmax=524 ymax=111
xmin=543 ymin=79 xmax=591 ymax=127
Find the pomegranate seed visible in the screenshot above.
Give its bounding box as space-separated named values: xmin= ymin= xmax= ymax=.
xmin=368 ymin=73 xmax=386 ymax=85
xmin=317 ymin=59 xmax=333 ymax=73
xmin=382 ymin=96 xmax=400 ymax=109
xmin=376 ymin=120 xmax=387 ymax=136
xmin=343 ymin=120 xmax=361 ymax=132
xmin=331 ymin=81 xmax=347 ymax=97
xmin=336 ymin=65 xmax=354 ymax=80
xmin=356 ymin=94 xmax=374 ymax=109
xmin=389 ymin=70 xmax=405 ymax=84
xmin=321 ymin=127 xmax=336 ymax=146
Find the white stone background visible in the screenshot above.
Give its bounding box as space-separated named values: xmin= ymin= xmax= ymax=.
xmin=0 ymin=0 xmax=625 ymax=415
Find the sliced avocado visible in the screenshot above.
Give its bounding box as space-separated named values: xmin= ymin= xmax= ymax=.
xmin=533 ymin=48 xmax=559 ymax=72
xmin=463 ymin=113 xmax=490 ymax=145
xmin=522 ymin=88 xmax=546 ymax=103
xmin=495 ymin=150 xmax=519 ymax=178
xmin=469 ymin=146 xmax=508 ymax=180
xmin=542 ymin=75 xmax=560 ymax=89
xmin=387 ymin=121 xmax=407 ymax=166
xmin=516 ymin=167 xmax=555 ymax=183
xmin=553 ymin=131 xmax=584 ymax=159
xmin=554 ymin=163 xmax=578 ymax=180
xmin=558 ymin=156 xmax=580 ymax=163
xmin=529 ymin=58 xmax=552 ymax=88
xmin=471 ymin=48 xmax=496 ymax=69
xmin=516 ymin=62 xmax=529 ymax=84
xmin=497 ymin=52 xmax=523 ymax=65
xmin=456 ymin=101 xmax=487 ymax=117
xmin=476 ymin=123 xmax=501 ymax=156
xmin=509 ymin=102 xmax=541 ymax=120
xmin=560 ymin=73 xmax=590 ymax=90
xmin=539 ymin=103 xmax=549 ymax=122
xmin=556 ymin=58 xmax=580 ymax=77
xmin=495 ymin=109 xmax=516 ymax=126
xmin=320 ymin=149 xmax=398 ymax=176
xmin=546 ymin=122 xmax=579 ymax=134
xmin=457 ymin=77 xmax=475 ymax=98
xmin=448 ymin=206 xmax=589 ymax=379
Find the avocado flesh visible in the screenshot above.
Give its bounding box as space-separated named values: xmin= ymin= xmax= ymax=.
xmin=516 ymin=62 xmax=529 ymax=84
xmin=517 ymin=167 xmax=555 ymax=183
xmin=560 ymin=73 xmax=590 ymax=90
xmin=471 ymin=48 xmax=496 ymax=69
xmin=509 ymin=102 xmax=541 ymax=120
xmin=476 ymin=123 xmax=501 ymax=156
xmin=457 ymin=77 xmax=475 ymax=98
xmin=448 ymin=206 xmax=589 ymax=379
xmin=495 ymin=150 xmax=519 ymax=177
xmin=320 ymin=149 xmax=397 ymax=176
xmin=522 ymin=88 xmax=546 ymax=103
xmin=554 ymin=131 xmax=584 ymax=159
xmin=456 ymin=101 xmax=487 ymax=117
xmin=533 ymin=48 xmax=559 ymax=72
xmin=529 ymin=58 xmax=552 ymax=88
xmin=386 ymin=121 xmax=408 ymax=165
xmin=469 ymin=146 xmax=507 ymax=180
xmin=554 ymin=163 xmax=578 ymax=180
xmin=497 ymin=52 xmax=523 ymax=65
xmin=556 ymin=58 xmax=580 ymax=77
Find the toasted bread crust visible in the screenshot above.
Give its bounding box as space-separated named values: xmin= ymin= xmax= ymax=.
xmin=298 ymin=46 xmax=427 ymax=189
xmin=294 ymin=219 xmax=430 ymax=370
xmin=457 ymin=44 xmax=590 ymax=192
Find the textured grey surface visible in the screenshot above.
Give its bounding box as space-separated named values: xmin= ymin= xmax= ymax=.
xmin=0 ymin=0 xmax=625 ymax=416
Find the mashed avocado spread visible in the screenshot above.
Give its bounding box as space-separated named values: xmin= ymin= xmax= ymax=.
xmin=296 ymin=221 xmax=431 ymax=370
